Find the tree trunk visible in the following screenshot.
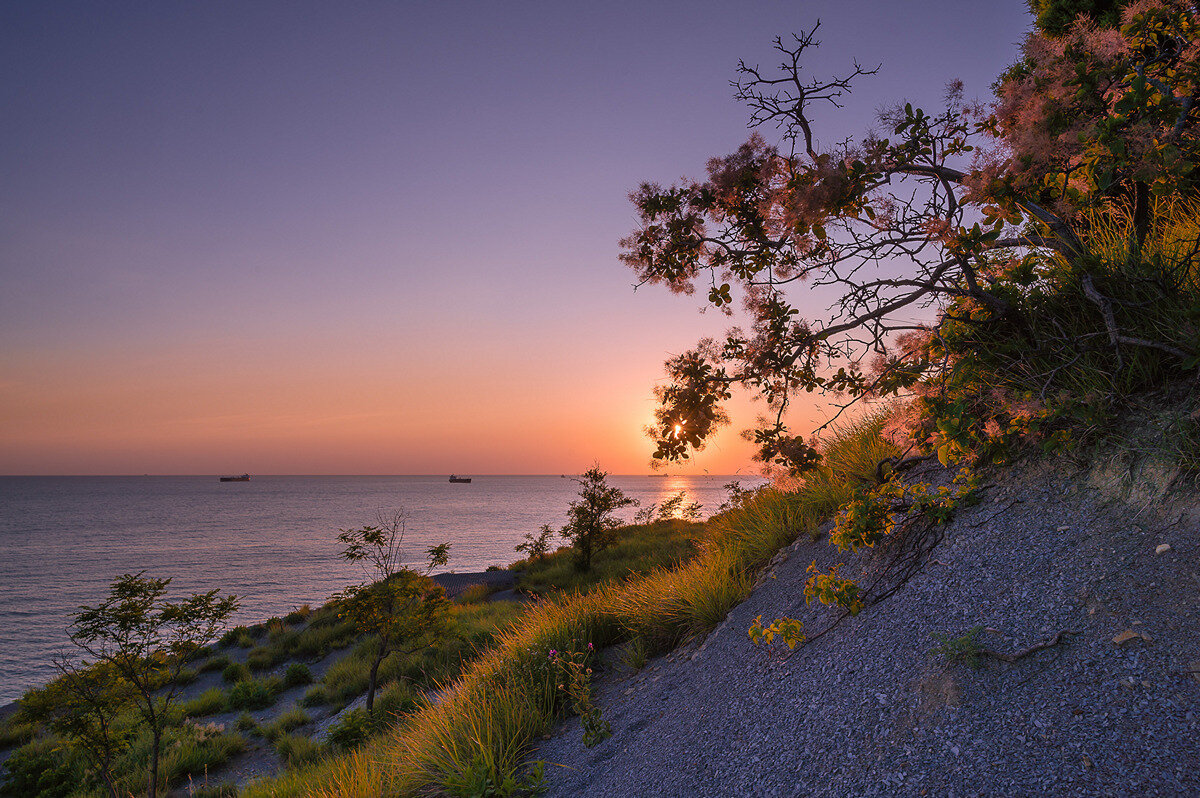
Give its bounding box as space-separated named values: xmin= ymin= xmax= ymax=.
xmin=147 ymin=729 xmax=160 ymax=798
xmin=1133 ymin=180 xmax=1150 ymax=249
xmin=367 ymin=650 xmax=384 ymax=715
xmin=99 ymin=760 xmax=119 ymax=798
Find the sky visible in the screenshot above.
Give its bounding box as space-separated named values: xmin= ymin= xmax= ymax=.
xmin=0 ymin=1 xmax=1034 ymax=475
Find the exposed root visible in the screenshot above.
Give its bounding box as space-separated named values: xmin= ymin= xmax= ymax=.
xmin=980 ymin=630 xmax=1077 ymax=663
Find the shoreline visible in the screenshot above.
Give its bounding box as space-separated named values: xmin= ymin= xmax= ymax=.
xmin=0 ymin=570 xmax=520 ymax=722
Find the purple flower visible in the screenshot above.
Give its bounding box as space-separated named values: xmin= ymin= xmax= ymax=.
xmin=587 ymin=642 xmax=594 ymax=651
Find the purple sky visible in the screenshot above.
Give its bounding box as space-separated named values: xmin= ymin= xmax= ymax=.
xmin=0 ymin=1 xmax=1033 ymax=474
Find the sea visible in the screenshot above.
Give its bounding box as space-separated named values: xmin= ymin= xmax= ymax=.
xmin=0 ymin=473 xmax=759 ymax=704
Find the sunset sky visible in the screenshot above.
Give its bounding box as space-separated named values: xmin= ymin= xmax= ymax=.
xmin=0 ymin=1 xmax=1032 ymax=475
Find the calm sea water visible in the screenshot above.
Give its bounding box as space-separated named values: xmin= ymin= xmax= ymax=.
xmin=0 ymin=474 xmax=756 ymax=703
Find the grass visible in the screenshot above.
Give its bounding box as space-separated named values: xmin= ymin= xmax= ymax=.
xmin=198 ymin=653 xmax=232 ymax=673
xmin=300 ymin=684 xmax=330 ymax=707
xmin=515 ymin=519 xmax=706 ymax=595
xmin=220 ymin=626 xmax=256 ymax=649
xmin=222 ymin=662 xmax=251 ymax=684
xmin=261 ymin=708 xmax=311 ymax=742
xmin=0 ymin=714 xmax=35 ymax=749
xmin=275 ymin=733 xmax=323 ymax=769
xmin=181 ymin=687 xmax=228 ymax=718
xmin=242 ymin=413 xmax=892 ymax=797
xmin=154 ymin=728 xmax=248 ymax=790
xmin=453 ymin=583 xmax=494 ymax=604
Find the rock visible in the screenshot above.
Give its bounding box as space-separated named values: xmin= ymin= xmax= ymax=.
xmin=1112 ymin=629 xmax=1141 ymax=645
xmin=1155 ymin=543 xmax=1173 ymax=555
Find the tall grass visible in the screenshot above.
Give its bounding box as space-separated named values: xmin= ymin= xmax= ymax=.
xmin=243 ymin=413 xmax=893 ymax=798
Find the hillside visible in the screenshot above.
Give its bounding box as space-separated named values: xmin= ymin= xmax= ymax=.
xmin=534 ymin=453 xmax=1200 ymax=796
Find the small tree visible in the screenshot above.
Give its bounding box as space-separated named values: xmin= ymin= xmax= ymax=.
xmin=561 ymin=467 xmax=636 ymax=571
xmin=335 ymin=511 xmax=451 ymax=715
xmin=633 ymin=503 xmax=658 ymax=525
xmin=67 ymin=572 xmax=238 ymax=798
xmin=515 ymin=524 xmax=558 ymax=562
xmin=655 ymin=491 xmax=685 ymax=521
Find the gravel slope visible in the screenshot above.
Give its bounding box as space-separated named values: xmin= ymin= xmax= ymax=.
xmin=534 ymin=457 xmax=1200 ymax=797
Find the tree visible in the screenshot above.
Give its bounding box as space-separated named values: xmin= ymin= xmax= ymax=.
xmin=66 ymin=573 xmax=238 ymax=798
xmin=335 ymin=511 xmax=451 ymax=715
xmin=515 ymin=524 xmax=558 ymax=561
xmin=560 ymin=467 xmax=636 ymax=571
xmin=621 ymin=12 xmax=1199 ymax=472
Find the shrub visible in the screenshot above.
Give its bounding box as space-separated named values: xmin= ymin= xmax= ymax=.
xmin=220 ymin=626 xmax=254 ymax=648
xmin=234 ymin=712 xmax=259 ymax=734
xmin=246 ymin=647 xmax=276 ymax=671
xmin=181 ymin=688 xmax=227 ymax=717
xmin=0 ymin=738 xmax=84 ymax=798
xmin=283 ymin=662 xmax=314 ymax=689
xmin=325 ymin=708 xmax=377 ymax=752
xmin=227 ymin=679 xmax=274 ymax=711
xmin=932 ymin=626 xmax=986 ymax=668
xmin=515 ymin=525 xmax=557 ymax=562
xmin=266 ymin=618 xmax=288 ymax=641
xmin=0 ymin=716 xmax=35 ymax=748
xmin=283 ymin=604 xmax=312 ymax=625
xmin=221 ymin=662 xmax=250 ymax=684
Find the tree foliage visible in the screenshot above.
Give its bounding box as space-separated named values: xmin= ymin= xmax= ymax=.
xmin=63 ymin=572 xmax=238 ymax=798
xmin=622 ymin=8 xmax=1200 ymax=472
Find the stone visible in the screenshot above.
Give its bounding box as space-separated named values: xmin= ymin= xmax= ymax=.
xmin=1155 ymin=543 xmax=1173 ymax=555
xmin=1112 ymin=629 xmax=1141 ymax=645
